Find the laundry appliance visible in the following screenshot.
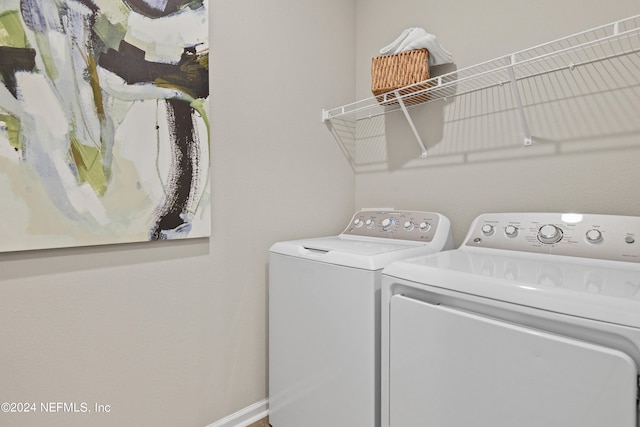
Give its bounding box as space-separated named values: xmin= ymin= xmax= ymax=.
xmin=381 ymin=212 xmax=640 ymax=427
xmin=269 ymin=210 xmax=453 ymax=427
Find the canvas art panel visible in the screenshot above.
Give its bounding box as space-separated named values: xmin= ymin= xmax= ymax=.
xmin=0 ymin=0 xmax=210 ymax=252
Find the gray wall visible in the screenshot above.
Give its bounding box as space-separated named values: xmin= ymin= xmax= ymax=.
xmin=355 ymin=0 xmax=640 ymax=245
xmin=0 ymin=1 xmax=355 ymax=426
xmin=2 ymin=1 xmax=639 ymax=426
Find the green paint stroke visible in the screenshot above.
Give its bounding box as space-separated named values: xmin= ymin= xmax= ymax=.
xmin=69 ymin=133 xmax=108 ymax=196
xmin=86 ymin=54 xmax=105 ymax=119
xmin=34 ymin=32 xmax=58 ymax=81
xmin=185 ymin=0 xmax=205 ymax=11
xmin=0 ymin=113 xmax=22 ymax=151
xmin=0 ymin=10 xmax=28 ymax=48
xmin=93 ymin=14 xmax=126 ymax=51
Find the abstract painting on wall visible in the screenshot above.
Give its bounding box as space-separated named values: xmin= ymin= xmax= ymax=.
xmin=0 ymin=0 xmax=210 ymax=252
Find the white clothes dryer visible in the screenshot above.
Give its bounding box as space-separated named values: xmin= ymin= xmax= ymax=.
xmin=381 ymin=212 xmax=640 ymax=427
xmin=269 ymin=210 xmax=453 ymax=427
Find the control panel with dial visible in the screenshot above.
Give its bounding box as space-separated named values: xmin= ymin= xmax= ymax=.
xmin=464 ymin=213 xmax=640 ymax=263
xmin=343 ymin=210 xmax=442 ymax=242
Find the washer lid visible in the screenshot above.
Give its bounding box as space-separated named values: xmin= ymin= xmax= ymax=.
xmin=383 ymin=249 xmax=640 ymax=328
xmin=269 ymin=236 xmax=440 ymax=270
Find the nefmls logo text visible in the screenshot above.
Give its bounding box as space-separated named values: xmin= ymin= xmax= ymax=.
xmin=41 ymin=402 xmax=89 ymax=413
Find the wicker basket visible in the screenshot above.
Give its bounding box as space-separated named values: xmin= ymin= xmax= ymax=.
xmin=371 ymin=48 xmax=430 ymax=105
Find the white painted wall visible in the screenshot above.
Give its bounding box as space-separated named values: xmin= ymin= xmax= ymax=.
xmin=0 ymin=1 xmax=355 ymax=426
xmin=355 ymin=0 xmax=640 ymax=245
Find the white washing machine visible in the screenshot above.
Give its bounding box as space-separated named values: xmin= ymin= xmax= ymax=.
xmin=268 ymin=210 xmax=453 ymax=427
xmin=381 ymin=212 xmax=640 ymax=427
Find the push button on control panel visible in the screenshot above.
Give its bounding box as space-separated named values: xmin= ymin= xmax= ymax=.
xmin=585 ymin=229 xmax=603 ymax=243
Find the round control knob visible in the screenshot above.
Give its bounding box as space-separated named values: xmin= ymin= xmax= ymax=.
xmin=585 ymin=229 xmax=603 ymax=243
xmin=625 ymin=235 xmax=636 ymax=244
xmin=404 ymin=221 xmax=415 ymax=231
xmin=419 ymin=222 xmax=431 ymax=232
xmin=504 ymin=225 xmax=518 ymax=238
xmin=481 ymin=224 xmax=494 ymax=236
xmin=381 ymin=218 xmax=396 ymax=232
xmin=365 ymin=219 xmax=374 ymax=228
xmin=354 ymin=218 xmax=363 ymax=228
xmin=537 ymin=224 xmax=563 ymax=244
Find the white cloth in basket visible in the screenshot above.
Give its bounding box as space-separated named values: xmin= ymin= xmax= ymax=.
xmin=380 ymin=27 xmax=453 ymax=66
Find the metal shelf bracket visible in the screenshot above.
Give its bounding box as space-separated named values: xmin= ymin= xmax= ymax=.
xmin=395 ymin=91 xmax=429 ymax=158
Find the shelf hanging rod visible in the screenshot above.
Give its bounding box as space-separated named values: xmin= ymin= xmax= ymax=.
xmin=507 ymin=55 xmax=532 ymax=146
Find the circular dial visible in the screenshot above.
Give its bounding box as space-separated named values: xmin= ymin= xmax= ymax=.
xmin=403 ymin=221 xmax=415 ymax=231
xmin=419 ymin=222 xmax=431 ymax=232
xmin=381 ymin=218 xmax=396 ymax=232
xmin=504 ymin=225 xmax=518 ymax=238
xmin=537 ymin=224 xmax=563 ymax=244
xmin=481 ymin=224 xmax=494 ymax=236
xmin=364 ymin=219 xmax=374 ymax=228
xmin=585 ymin=229 xmax=603 ymax=243
xmin=353 ymin=218 xmax=363 ymax=228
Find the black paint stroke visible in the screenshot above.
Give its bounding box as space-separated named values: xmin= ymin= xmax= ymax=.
xmin=150 ymin=98 xmax=199 ymax=240
xmin=73 ymin=0 xmax=99 ymax=14
xmin=0 ymin=46 xmax=37 ymax=97
xmin=123 ymin=0 xmax=204 ymax=19
xmin=98 ymin=41 xmax=208 ymax=99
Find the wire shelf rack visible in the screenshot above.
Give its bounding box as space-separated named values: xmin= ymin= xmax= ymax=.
xmin=324 ymin=15 xmax=640 ymax=122
xmin=322 ymin=15 xmax=640 ymax=159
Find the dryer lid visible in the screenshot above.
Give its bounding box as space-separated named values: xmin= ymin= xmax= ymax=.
xmin=383 ymin=249 xmax=640 ymax=328
xmin=270 ymin=236 xmax=439 ymax=270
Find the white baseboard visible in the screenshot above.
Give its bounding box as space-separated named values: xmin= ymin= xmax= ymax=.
xmin=206 ymin=399 xmax=269 ymax=427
